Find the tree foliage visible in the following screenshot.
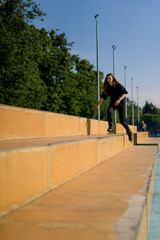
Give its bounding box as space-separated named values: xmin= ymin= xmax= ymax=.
xmin=142 ymin=101 xmax=159 ymax=114
xmin=141 ymin=101 xmax=160 ymax=132
xmin=0 ymin=0 xmax=47 ymax=109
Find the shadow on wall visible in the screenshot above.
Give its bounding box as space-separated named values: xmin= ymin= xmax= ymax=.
xmin=86 ymin=119 xmax=91 ymax=135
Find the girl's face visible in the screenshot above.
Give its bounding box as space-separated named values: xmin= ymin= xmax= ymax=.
xmin=107 ymin=76 xmax=114 ymax=85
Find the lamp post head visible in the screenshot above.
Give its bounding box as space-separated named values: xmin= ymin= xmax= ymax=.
xmin=112 ymin=45 xmax=116 ymax=50
xmin=124 ymin=65 xmax=127 ymax=70
xmin=94 ymin=14 xmax=99 ymax=19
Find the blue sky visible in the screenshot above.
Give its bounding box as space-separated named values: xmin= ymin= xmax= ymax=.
xmin=34 ymin=0 xmax=160 ymax=108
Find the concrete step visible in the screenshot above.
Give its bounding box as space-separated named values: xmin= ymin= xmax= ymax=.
xmin=0 ymin=133 xmax=134 ymax=218
xmin=0 ymin=139 xmax=159 ymax=240
xmin=0 ymin=133 xmax=131 ymax=149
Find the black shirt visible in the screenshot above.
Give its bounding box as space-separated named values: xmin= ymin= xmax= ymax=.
xmin=101 ymin=83 xmax=128 ymax=107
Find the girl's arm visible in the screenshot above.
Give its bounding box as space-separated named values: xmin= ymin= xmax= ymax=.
xmin=114 ymin=94 xmax=127 ymax=106
xmin=94 ymin=98 xmax=104 ymax=111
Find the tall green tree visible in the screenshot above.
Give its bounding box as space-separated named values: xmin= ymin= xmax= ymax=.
xmin=0 ymin=0 xmax=47 ymax=109
xmin=38 ymin=29 xmax=79 ymax=115
xmin=142 ymin=101 xmax=158 ymax=114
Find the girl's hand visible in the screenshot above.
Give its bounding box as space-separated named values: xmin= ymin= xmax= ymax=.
xmin=94 ymin=98 xmax=104 ymax=111
xmin=114 ymin=99 xmax=121 ymax=106
xmin=94 ymin=106 xmax=98 ymax=111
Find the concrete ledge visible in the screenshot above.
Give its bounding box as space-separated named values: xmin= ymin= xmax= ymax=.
xmin=137 ymin=161 xmax=157 ymax=240
xmin=116 ymin=123 xmax=137 ymax=133
xmin=0 ymin=134 xmax=134 ymax=218
xmin=134 ymin=132 xmax=149 ymax=144
xmin=0 ymin=104 xmax=46 ymax=140
xmin=0 ymin=104 xmax=137 ymax=140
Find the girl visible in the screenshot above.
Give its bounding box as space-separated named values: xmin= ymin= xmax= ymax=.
xmin=94 ymin=73 xmax=133 ymax=141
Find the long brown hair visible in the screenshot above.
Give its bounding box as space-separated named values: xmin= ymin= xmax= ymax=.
xmin=103 ymin=73 xmax=121 ymax=94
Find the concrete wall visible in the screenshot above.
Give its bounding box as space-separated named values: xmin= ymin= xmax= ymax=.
xmin=0 ymin=104 xmax=137 ymax=140
xmin=0 ymin=104 xmax=145 ymax=218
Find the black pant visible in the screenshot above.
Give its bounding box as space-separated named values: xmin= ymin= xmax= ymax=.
xmin=107 ymin=104 xmax=130 ymax=132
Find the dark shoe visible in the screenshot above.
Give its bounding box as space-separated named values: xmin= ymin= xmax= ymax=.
xmin=127 ymin=130 xmax=133 ymax=141
xmin=107 ymin=123 xmax=114 ymax=133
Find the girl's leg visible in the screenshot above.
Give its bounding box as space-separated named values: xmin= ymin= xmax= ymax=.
xmin=107 ymin=106 xmax=114 ymax=131
xmin=117 ymin=105 xmax=133 ymax=141
xmin=107 ymin=106 xmax=114 ymax=123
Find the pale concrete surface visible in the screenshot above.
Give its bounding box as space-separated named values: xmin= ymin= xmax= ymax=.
xmin=0 ymin=144 xmax=158 ymax=240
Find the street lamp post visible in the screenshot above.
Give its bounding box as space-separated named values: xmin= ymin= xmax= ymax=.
xmin=94 ymin=14 xmax=100 ymax=121
xmin=137 ymin=86 xmax=139 ymax=130
xmin=112 ymin=45 xmax=116 ymax=124
xmin=124 ymin=66 xmax=127 ymax=119
xmin=131 ymin=78 xmax=134 ymax=125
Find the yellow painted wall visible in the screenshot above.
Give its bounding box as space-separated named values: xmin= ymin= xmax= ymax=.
xmin=0 ymin=104 xmax=137 ymax=140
